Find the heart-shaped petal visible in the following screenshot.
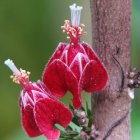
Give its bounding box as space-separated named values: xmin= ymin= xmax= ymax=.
xmin=21 ymin=105 xmax=41 ymax=137
xmin=80 ymin=60 xmax=108 ymax=92
xmin=42 ymin=59 xmax=82 ymax=108
xmin=34 ymin=98 xmax=72 ymax=140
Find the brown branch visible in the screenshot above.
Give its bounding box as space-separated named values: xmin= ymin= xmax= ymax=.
xmin=102 ymin=110 xmax=129 ymax=140
xmin=112 ymin=54 xmax=125 ymax=93
xmin=90 ymin=0 xmax=132 ymax=139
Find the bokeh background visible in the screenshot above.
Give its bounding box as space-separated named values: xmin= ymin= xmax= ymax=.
xmin=0 ymin=0 xmax=139 ymax=140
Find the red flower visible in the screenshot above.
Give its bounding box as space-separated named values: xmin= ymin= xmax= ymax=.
xmin=5 ymin=59 xmax=72 ymax=140
xmin=42 ymin=4 xmax=108 ymax=108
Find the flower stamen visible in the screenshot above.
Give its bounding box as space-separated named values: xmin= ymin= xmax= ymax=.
xmin=69 ymin=3 xmax=83 ymax=27
xmin=61 ymin=4 xmax=86 ymax=44
xmin=4 ymin=59 xmax=30 ymax=85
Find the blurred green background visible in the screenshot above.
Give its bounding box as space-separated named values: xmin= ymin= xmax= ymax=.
xmin=0 ymin=0 xmax=139 ymax=140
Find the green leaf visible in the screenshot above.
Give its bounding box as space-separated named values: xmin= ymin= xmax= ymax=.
xmin=86 ymin=102 xmax=92 ymax=117
xmin=55 ymin=124 xmax=65 ymax=132
xmin=69 ymin=122 xmax=82 ymax=133
xmin=69 ymin=104 xmax=75 ymax=111
xmin=88 ymin=116 xmax=93 ymax=128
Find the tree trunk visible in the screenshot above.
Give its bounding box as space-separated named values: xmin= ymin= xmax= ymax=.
xmin=90 ymin=0 xmax=132 ymax=140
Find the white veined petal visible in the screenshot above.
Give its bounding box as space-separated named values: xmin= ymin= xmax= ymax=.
xmin=22 ymin=92 xmax=34 ymax=108
xmin=31 ymin=90 xmax=47 ymax=102
xmin=32 ymin=82 xmax=47 ymax=93
xmin=70 ymin=53 xmax=89 ymax=76
xmin=60 ymin=50 xmax=68 ymax=65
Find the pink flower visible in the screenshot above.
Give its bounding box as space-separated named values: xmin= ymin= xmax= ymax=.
xmin=5 ymin=59 xmax=72 ymax=140
xmin=42 ymin=4 xmax=108 ymax=108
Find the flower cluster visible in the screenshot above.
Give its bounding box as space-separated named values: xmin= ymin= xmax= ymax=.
xmin=5 ymin=59 xmax=72 ymax=140
xmin=5 ymin=3 xmax=108 ymax=140
xmin=43 ymin=4 xmax=108 ymax=108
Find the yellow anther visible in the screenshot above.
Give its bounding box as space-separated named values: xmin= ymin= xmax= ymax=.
xmin=61 ymin=26 xmax=65 ymax=29
xmin=10 ymin=75 xmax=14 ymax=79
xmin=65 ymin=20 xmax=69 ymax=23
xmin=10 ymin=68 xmax=30 ymax=84
xmin=61 ymin=19 xmax=86 ymax=40
xmin=27 ymin=71 xmax=30 ymax=75
xmin=81 ymin=24 xmax=85 ymax=27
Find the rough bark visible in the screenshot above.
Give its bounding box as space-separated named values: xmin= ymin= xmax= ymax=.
xmin=90 ymin=0 xmax=132 ymax=140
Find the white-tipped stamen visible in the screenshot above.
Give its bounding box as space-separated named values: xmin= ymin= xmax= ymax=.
xmin=4 ymin=59 xmax=20 ymax=75
xmin=69 ymin=3 xmax=83 ymax=27
xmin=128 ymin=88 xmax=135 ymax=99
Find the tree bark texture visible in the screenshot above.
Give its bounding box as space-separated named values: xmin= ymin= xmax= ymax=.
xmin=90 ymin=0 xmax=132 ymax=140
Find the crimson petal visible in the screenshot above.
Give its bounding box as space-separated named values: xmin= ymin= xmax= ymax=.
xmin=42 ymin=59 xmax=82 ymax=108
xmin=34 ymin=98 xmax=72 ymax=140
xmin=21 ymin=105 xmax=41 ymax=137
xmin=80 ymin=60 xmax=108 ymax=92
xmin=67 ymin=44 xmax=86 ymax=65
xmin=70 ymin=53 xmax=89 ymax=81
xmin=82 ymin=42 xmax=103 ymax=63
xmin=43 ymin=59 xmax=69 ymax=98
xmin=48 ymin=43 xmax=68 ymax=65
